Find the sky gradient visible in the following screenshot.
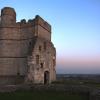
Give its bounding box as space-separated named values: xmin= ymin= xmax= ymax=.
xmin=0 ymin=0 xmax=100 ymax=74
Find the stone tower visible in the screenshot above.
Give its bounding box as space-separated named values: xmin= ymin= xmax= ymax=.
xmin=1 ymin=7 xmax=16 ymax=25
xmin=0 ymin=7 xmax=56 ymax=85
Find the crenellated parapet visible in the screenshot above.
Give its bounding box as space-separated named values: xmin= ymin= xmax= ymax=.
xmin=18 ymin=15 xmax=51 ymax=41
xmin=19 ymin=19 xmax=35 ymax=28
xmin=19 ymin=16 xmax=51 ymax=32
xmin=0 ymin=7 xmax=51 ymax=41
xmin=0 ymin=7 xmax=51 ymax=30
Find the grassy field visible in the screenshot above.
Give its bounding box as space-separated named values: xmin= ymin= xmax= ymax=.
xmin=53 ymin=79 xmax=100 ymax=88
xmin=0 ymin=78 xmax=97 ymax=100
xmin=0 ymin=91 xmax=89 ymax=100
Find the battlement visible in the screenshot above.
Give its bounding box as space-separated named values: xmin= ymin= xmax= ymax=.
xmin=19 ymin=19 xmax=35 ymax=28
xmin=0 ymin=7 xmax=51 ymax=31
xmin=19 ymin=15 xmax=51 ymax=32
xmin=0 ymin=7 xmax=51 ymax=41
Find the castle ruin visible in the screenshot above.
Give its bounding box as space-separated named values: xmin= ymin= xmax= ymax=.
xmin=0 ymin=7 xmax=56 ymax=85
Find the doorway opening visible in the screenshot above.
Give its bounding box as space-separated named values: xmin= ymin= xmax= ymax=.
xmin=44 ymin=71 xmax=49 ymax=84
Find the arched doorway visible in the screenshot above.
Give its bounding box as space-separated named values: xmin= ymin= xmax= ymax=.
xmin=44 ymin=71 xmax=49 ymax=84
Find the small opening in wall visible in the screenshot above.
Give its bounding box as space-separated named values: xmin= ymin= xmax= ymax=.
xmin=29 ymin=42 xmax=31 ymax=45
xmin=53 ymin=58 xmax=56 ymax=67
xmin=39 ymin=46 xmax=42 ymax=51
xmin=44 ymin=42 xmax=46 ymax=50
xmin=40 ymin=63 xmax=43 ymax=68
xmin=44 ymin=71 xmax=49 ymax=84
xmin=36 ymin=55 xmax=39 ymax=64
xmin=37 ymin=68 xmax=39 ymax=70
xmin=17 ymin=72 xmax=20 ymax=76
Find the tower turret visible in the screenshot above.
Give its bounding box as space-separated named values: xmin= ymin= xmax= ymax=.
xmin=34 ymin=15 xmax=51 ymax=41
xmin=1 ymin=7 xmax=16 ymax=25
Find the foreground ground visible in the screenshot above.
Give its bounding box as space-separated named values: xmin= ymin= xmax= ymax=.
xmin=0 ymin=90 xmax=89 ymax=100
xmin=0 ymin=76 xmax=100 ymax=100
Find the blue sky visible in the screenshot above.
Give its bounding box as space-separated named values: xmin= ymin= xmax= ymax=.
xmin=0 ymin=0 xmax=100 ymax=74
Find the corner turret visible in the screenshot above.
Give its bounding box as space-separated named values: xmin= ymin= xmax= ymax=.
xmin=1 ymin=7 xmax=16 ymax=25
xmin=34 ymin=15 xmax=51 ymax=41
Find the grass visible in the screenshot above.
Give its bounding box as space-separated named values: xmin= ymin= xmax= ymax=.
xmin=52 ymin=79 xmax=100 ymax=88
xmin=0 ymin=79 xmax=96 ymax=100
xmin=0 ymin=91 xmax=89 ymax=100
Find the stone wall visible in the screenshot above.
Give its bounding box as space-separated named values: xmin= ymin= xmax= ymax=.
xmin=1 ymin=7 xmax=16 ymax=25
xmin=26 ymin=38 xmax=56 ymax=84
xmin=0 ymin=76 xmax=24 ymax=85
xmin=34 ymin=15 xmax=51 ymax=41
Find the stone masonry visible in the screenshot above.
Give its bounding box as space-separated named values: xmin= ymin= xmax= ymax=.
xmin=0 ymin=7 xmax=56 ymax=85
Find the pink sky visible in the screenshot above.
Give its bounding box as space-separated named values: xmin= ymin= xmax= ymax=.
xmin=57 ymin=55 xmax=100 ymax=67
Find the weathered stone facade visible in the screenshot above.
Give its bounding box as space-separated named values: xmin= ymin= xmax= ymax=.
xmin=0 ymin=7 xmax=56 ymax=85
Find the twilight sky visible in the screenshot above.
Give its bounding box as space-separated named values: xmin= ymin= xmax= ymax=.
xmin=0 ymin=0 xmax=100 ymax=74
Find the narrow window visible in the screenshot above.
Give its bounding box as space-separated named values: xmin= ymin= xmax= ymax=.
xmin=40 ymin=63 xmax=43 ymax=68
xmin=17 ymin=72 xmax=20 ymax=76
xmin=36 ymin=55 xmax=39 ymax=64
xmin=44 ymin=42 xmax=46 ymax=50
xmin=29 ymin=42 xmax=31 ymax=45
xmin=39 ymin=46 xmax=42 ymax=51
xmin=53 ymin=59 xmax=56 ymax=67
